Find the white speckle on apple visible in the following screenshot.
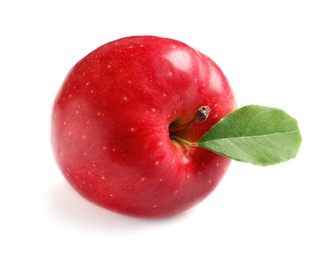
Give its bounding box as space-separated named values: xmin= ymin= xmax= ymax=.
xmin=112 ymin=148 xmax=116 ymax=152
xmin=122 ymin=96 xmax=129 ymax=101
xmin=128 ymin=80 xmax=132 ymax=84
xmin=151 ymin=108 xmax=156 ymax=112
xmin=68 ymin=131 xmax=72 ymax=136
xmin=63 ymin=121 xmax=67 ymax=125
xmin=76 ymin=110 xmax=80 ymax=114
xmin=141 ymin=177 xmax=145 ymax=182
xmin=83 ymin=152 xmax=87 ymax=156
xmin=130 ymin=127 xmax=135 ymax=132
xmin=216 ymin=163 xmax=220 ymax=167
xmin=198 ymin=171 xmax=202 ymax=175
xmin=59 ymin=152 xmax=63 ymax=156
xmin=168 ymin=71 xmax=173 ymax=76
xmin=101 ymin=176 xmax=105 ymax=180
xmin=158 ymin=142 xmax=163 ymax=146
xmin=175 ymin=190 xmax=178 ymax=194
xmin=82 ymin=135 xmax=86 ymax=139
xmin=109 ymin=194 xmax=113 ymax=197
xmin=163 ymin=93 xmax=167 ymax=97
xmin=208 ymin=180 xmax=212 ymax=184
xmin=172 ymin=45 xmax=176 ymax=49
xmin=85 ymin=82 xmax=90 ymax=86
xmin=187 ymin=174 xmax=190 ymax=179
xmin=159 ymin=179 xmax=163 ymax=182
xmin=152 ymin=205 xmax=158 ymax=208
xmin=103 ymin=146 xmax=107 ymax=150
xmin=154 ymin=161 xmax=159 ymax=166
xmin=140 ymin=44 xmax=144 ymax=47
xmin=68 ymin=94 xmax=72 ymax=98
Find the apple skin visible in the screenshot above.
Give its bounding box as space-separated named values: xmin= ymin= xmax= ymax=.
xmin=51 ymin=36 xmax=236 ymax=218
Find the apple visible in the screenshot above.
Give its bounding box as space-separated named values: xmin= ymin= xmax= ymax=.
xmin=51 ymin=36 xmax=236 ymax=217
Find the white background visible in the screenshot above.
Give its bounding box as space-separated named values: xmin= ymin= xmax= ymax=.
xmin=1 ymin=1 xmax=327 ymax=259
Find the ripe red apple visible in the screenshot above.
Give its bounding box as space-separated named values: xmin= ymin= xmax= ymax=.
xmin=51 ymin=36 xmax=236 ymax=217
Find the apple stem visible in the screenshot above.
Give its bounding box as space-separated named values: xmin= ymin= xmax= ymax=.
xmin=169 ymin=106 xmax=211 ymax=133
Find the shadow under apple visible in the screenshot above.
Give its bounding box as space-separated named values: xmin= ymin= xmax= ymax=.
xmin=47 ymin=180 xmax=193 ymax=233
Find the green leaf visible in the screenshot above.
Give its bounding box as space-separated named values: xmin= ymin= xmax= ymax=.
xmin=197 ymin=105 xmax=302 ymax=166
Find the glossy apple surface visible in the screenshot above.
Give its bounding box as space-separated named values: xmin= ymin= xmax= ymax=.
xmin=51 ymin=36 xmax=236 ymax=217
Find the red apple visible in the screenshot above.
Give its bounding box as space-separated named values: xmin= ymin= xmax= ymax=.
xmin=51 ymin=36 xmax=236 ymax=217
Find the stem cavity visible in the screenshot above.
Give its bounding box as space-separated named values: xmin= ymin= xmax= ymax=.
xmin=170 ymin=135 xmax=197 ymax=147
xmin=169 ymin=106 xmax=210 ymax=150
